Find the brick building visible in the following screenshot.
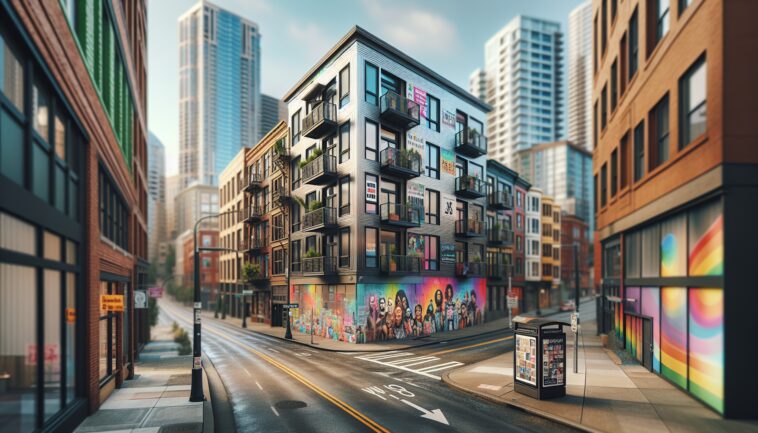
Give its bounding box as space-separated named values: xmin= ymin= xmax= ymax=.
xmin=182 ymin=229 xmax=220 ymax=310
xmin=560 ymin=214 xmax=591 ymax=296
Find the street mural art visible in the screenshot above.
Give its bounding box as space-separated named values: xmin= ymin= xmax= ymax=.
xmin=661 ymin=287 xmax=688 ymax=388
xmin=688 ymin=200 xmax=723 ymax=276
xmin=356 ymin=278 xmax=487 ymax=343
xmin=641 ymin=287 xmax=661 ymax=373
xmin=289 ymin=284 xmax=358 ymax=343
xmin=688 ymin=288 xmax=724 ymax=413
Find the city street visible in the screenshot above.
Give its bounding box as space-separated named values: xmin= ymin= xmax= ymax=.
xmin=160 ymin=298 xmax=584 ymax=433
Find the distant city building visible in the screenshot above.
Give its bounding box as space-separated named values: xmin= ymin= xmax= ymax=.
xmin=260 ymin=94 xmax=286 ymax=138
xmin=179 ymin=1 xmax=261 ymax=187
xmin=468 ymin=68 xmax=487 ymax=101
xmin=516 ymin=140 xmax=593 ymax=230
xmin=165 ymin=174 xmax=181 ymax=239
xmin=567 ymin=1 xmax=592 ymax=151
xmin=174 ymin=183 xmax=219 ymax=237
xmin=559 ymin=214 xmax=590 ymax=296
xmin=182 ymin=229 xmax=220 ymax=309
xmin=471 ymin=16 xmax=563 ymax=167
xmin=148 ymin=133 xmax=167 ymax=264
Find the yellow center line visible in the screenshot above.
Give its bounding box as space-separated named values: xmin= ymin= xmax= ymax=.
xmin=430 ymin=335 xmax=514 ymax=356
xmin=202 ymin=322 xmax=391 ymax=433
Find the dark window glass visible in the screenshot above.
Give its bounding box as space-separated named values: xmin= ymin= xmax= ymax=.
xmin=339 ymin=122 xmax=350 ymax=163
xmin=629 ymin=8 xmax=638 ymax=79
xmin=679 ymin=57 xmax=706 ymax=148
xmin=365 ymin=119 xmax=378 ymax=160
xmin=425 ymin=189 xmax=439 ymax=225
xmin=601 ymin=0 xmax=608 ymax=55
xmin=425 ymin=143 xmax=439 ymax=179
xmin=610 ymin=148 xmax=618 ymax=197
xmin=610 ymin=59 xmax=618 ymax=111
xmin=601 ymin=163 xmax=608 ymax=207
xmin=339 ymin=65 xmax=350 ymax=107
xmin=0 ymin=110 xmax=24 ymax=185
xmin=601 ymin=85 xmax=608 ymax=129
xmin=339 ymin=176 xmax=350 ymax=216
xmin=649 ymin=94 xmax=669 ymax=170
xmin=425 ymin=95 xmax=440 ymax=131
xmin=365 ymin=62 xmax=378 ymax=105
xmin=291 ymin=110 xmax=301 ymax=143
xmin=339 ymin=228 xmax=350 ymax=267
xmin=620 ymin=132 xmax=629 ymax=189
xmin=634 ymin=121 xmax=645 ymax=181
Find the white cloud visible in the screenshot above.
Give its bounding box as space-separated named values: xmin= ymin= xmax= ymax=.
xmin=286 ymin=21 xmax=333 ymax=54
xmin=363 ymin=0 xmax=460 ymax=55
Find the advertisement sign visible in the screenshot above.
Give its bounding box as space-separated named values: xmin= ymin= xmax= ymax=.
xmin=507 ymin=296 xmax=519 ymax=309
xmin=100 ymin=294 xmax=124 ymax=312
xmin=406 ymin=181 xmax=425 ymax=201
xmin=406 ymin=132 xmax=425 ymax=166
xmin=542 ymin=335 xmax=566 ymax=387
xmin=442 ymin=110 xmax=456 ymax=128
xmin=441 ymin=149 xmax=456 ymax=176
xmin=441 ymin=243 xmax=456 ymax=263
xmin=406 ymin=83 xmax=428 ymax=118
xmin=366 ymin=179 xmax=378 ymax=204
xmin=66 ymin=308 xmax=76 ymax=324
xmin=407 ymin=233 xmax=425 ymax=259
xmin=515 ymin=334 xmax=537 ymax=386
xmin=134 ymin=290 xmax=148 ymax=309
xmin=441 ymin=193 xmax=456 ymax=224
xmin=148 ymin=286 xmax=164 ymax=298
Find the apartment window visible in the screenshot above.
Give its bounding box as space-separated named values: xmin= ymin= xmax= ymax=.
xmin=611 ymin=0 xmax=617 ymax=22
xmin=594 ymin=174 xmax=599 ymax=211
xmin=424 ymin=235 xmax=439 ymax=271
xmin=99 ymin=170 xmax=129 ymax=250
xmin=365 ymin=173 xmax=378 ymax=214
xmin=339 ymin=176 xmax=350 ymax=216
xmin=601 ymin=163 xmax=608 ymax=207
xmin=365 ymin=227 xmax=378 ymax=268
xmin=339 ymin=65 xmax=350 ymax=107
xmin=620 ymin=131 xmax=629 ymax=189
xmin=365 ymin=119 xmax=378 ymax=161
xmin=634 ymin=121 xmax=645 ymax=181
xmin=517 ymin=191 xmax=523 ymax=208
xmin=291 ymin=157 xmax=301 ymax=190
xmin=425 ymin=189 xmax=440 ymax=225
xmin=593 ymin=101 xmax=598 ymax=148
xmin=629 ymin=8 xmax=639 ymax=80
xmin=679 ymin=56 xmax=706 ymax=148
xmin=365 ymin=62 xmax=378 ymax=105
xmin=601 ymin=84 xmax=608 ymax=130
xmin=291 ymin=203 xmax=301 ymax=232
xmin=649 ymin=94 xmax=670 ymax=171
xmin=291 ymin=240 xmax=301 ymax=273
xmin=620 ymin=34 xmax=628 ymax=96
xmin=649 ymin=0 xmax=670 ymax=54
xmin=517 ymin=214 xmax=523 ymax=231
xmin=601 ymin=0 xmax=608 ymax=55
xmin=679 ymin=0 xmax=692 ymax=14
xmin=339 ymin=122 xmax=350 ymax=163
xmin=273 ymin=248 xmax=285 ymax=275
xmin=610 ymin=59 xmax=618 ymax=112
xmin=610 ymin=149 xmax=618 ymax=198
xmin=593 ymin=13 xmax=598 ymax=74
xmin=425 ymin=143 xmax=440 ymax=179
xmin=339 ymin=228 xmax=350 ymax=268
xmin=291 ymin=109 xmax=301 ymax=143
xmin=426 ymin=95 xmax=440 ymax=131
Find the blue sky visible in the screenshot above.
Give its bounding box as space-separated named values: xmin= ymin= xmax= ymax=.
xmin=148 ymin=0 xmax=586 ymax=175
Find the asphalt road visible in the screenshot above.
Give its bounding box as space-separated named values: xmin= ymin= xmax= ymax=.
xmin=159 ymin=299 xmax=592 ymax=433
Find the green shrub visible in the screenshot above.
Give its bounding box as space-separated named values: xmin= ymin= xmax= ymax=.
xmin=173 ymin=326 xmax=192 ymax=356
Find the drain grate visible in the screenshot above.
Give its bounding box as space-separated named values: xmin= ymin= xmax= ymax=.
xmin=274 ymin=400 xmax=308 ymax=410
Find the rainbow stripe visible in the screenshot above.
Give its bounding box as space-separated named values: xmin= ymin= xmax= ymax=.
xmin=689 ymin=215 xmax=723 ymax=276
xmin=661 ymin=287 xmax=687 ymax=388
xmin=689 ymin=289 xmax=724 ymax=414
xmin=641 ymin=288 xmax=661 ymax=373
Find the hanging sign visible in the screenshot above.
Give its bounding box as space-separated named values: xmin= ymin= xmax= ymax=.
xmin=441 ymin=149 xmax=456 ymax=176
xmin=100 ymin=294 xmax=124 ymax=312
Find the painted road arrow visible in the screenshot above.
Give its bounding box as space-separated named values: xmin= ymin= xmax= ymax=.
xmin=401 ymin=399 xmax=449 ymax=425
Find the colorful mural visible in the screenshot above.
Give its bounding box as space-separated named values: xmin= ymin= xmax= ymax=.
xmin=688 ymin=201 xmax=723 ymax=276
xmin=661 ymin=214 xmax=687 ymax=277
xmin=289 ymin=284 xmax=358 ymax=343
xmin=356 ymin=278 xmax=487 ymax=342
xmin=661 ymin=287 xmax=687 ymax=388
xmin=641 ymin=287 xmax=661 ymax=373
xmin=689 ymin=288 xmax=724 ymax=414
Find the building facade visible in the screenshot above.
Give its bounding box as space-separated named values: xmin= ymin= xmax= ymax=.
xmin=541 ymin=196 xmax=561 ymax=306
xmin=560 ymin=214 xmax=591 ymax=296
xmin=0 ymin=0 xmax=148 ymax=431
xmin=218 ymin=148 xmax=246 ymax=318
xmin=178 ymin=1 xmax=261 ymax=188
xmin=260 ymin=94 xmax=286 ymax=140
xmin=174 ymin=183 xmax=219 ymax=238
xmin=472 ymin=16 xmax=563 ymax=166
xmin=182 ymin=229 xmax=219 ymax=309
xmin=282 ymin=26 xmax=490 ymax=343
xmin=147 ymin=133 xmax=166 ymax=264
xmin=568 ymin=1 xmax=593 ymax=151
xmin=164 ymin=174 xmax=180 ymax=239
xmin=593 ymin=0 xmax=758 ymax=417
xmin=484 ymin=160 xmax=516 ymax=318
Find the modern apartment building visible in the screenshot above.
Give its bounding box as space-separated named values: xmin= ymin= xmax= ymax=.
xmin=516 ymin=140 xmax=593 ymax=230
xmin=485 ymin=160 xmax=516 ymax=319
xmin=218 ymin=147 xmax=246 ymax=318
xmin=568 ymin=1 xmax=593 ymax=151
xmin=512 ymin=177 xmax=532 ymax=313
xmin=174 ymin=183 xmax=219 ymax=237
xmin=178 ymin=1 xmax=261 ymax=188
xmin=468 ymin=68 xmax=486 ymax=101
xmin=260 ymin=94 xmax=286 ymax=140
xmin=472 ymin=16 xmax=563 ymax=166
xmin=282 ymin=26 xmax=490 ymax=343
xmin=540 ymin=196 xmax=561 ymax=305
xmin=165 ymin=174 xmax=180 ymax=239
xmin=147 ymin=133 xmax=166 ymax=264
xmin=593 ymin=0 xmax=758 ymax=417
xmin=0 ymin=0 xmax=148 ymax=431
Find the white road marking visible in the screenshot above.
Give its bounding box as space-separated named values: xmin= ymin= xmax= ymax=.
xmin=243 ymin=368 xmax=252 ymax=377
xmin=469 ymin=366 xmax=513 ymax=376
xmin=355 ymin=352 xmax=464 ymax=380
xmin=256 ymin=381 xmax=263 ymax=390
xmin=270 ymin=406 xmax=280 ymax=416
xmin=390 ymin=395 xmax=399 ymax=400
xmin=268 ymin=348 xmax=280 ymax=353
xmin=401 ymin=399 xmax=449 ymax=425
xmin=415 ymin=362 xmax=464 ymax=374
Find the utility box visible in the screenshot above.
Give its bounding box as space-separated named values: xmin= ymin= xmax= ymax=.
xmin=513 ymin=316 xmax=570 ymax=400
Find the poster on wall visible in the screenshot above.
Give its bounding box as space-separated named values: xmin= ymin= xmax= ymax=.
xmin=441 ymin=243 xmax=456 ymax=263
xmin=366 ymin=179 xmax=378 ymax=204
xmin=407 ymin=181 xmax=425 ymax=201
xmin=406 ymin=132 xmax=425 ymax=166
xmin=515 ymin=334 xmax=537 ymax=386
xmin=441 ymin=193 xmax=456 ymax=224
xmin=407 ymin=233 xmax=425 ymax=259
xmin=542 ymin=334 xmax=566 ymax=387
xmin=441 ymin=149 xmax=456 ymax=176
xmin=406 ymin=83 xmax=428 ymax=118
xmin=442 ymin=110 xmax=456 ymax=128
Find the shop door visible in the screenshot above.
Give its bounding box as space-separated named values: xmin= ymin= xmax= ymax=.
xmin=272 ymin=304 xmax=283 ymax=327
xmin=642 ymin=318 xmax=653 ymax=371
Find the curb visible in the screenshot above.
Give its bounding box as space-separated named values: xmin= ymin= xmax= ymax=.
xmin=440 ymin=371 xmax=602 ymax=433
xmin=201 ymin=357 xmax=214 ymax=433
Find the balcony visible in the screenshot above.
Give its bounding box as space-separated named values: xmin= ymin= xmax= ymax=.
xmin=243 ymin=173 xmax=263 ymax=192
xmin=379 ymin=91 xmax=420 ymax=130
xmin=380 ymin=203 xmax=423 ymax=228
xmin=455 ymin=176 xmax=486 ymax=198
xmin=379 ymin=147 xmax=422 ymax=179
xmin=486 ymin=263 xmax=511 ymax=280
xmin=302 ymin=207 xmax=338 ymax=232
xmin=379 ymin=254 xmax=421 ymax=274
xmin=454 ymin=128 xmax=488 ymax=157
xmin=488 ymin=189 xmax=514 ymax=210
xmin=272 ymin=185 xmax=290 ymax=204
xmin=301 ymin=154 xmax=338 ymax=185
xmin=292 ymin=256 xmax=337 ymax=276
xmin=273 ymin=138 xmax=290 ymax=161
xmin=455 ymin=261 xmax=485 ymax=277
xmin=487 ymin=225 xmax=514 ymax=246
xmin=243 ymin=236 xmax=268 ymax=254
xmin=241 ymin=206 xmax=266 ymax=223
xmin=302 ymin=102 xmax=337 ymax=139
xmin=243 ymin=263 xmax=268 ymax=283
xmin=455 ymin=219 xmax=484 ymax=237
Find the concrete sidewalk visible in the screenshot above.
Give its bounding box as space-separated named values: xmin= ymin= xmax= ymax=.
xmin=74 ymin=324 xmax=209 ymax=433
xmin=442 ymin=320 xmax=758 ymax=433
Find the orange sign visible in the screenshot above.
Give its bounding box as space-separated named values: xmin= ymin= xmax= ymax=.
xmin=100 ymin=294 xmax=124 ymax=312
xmin=66 ymin=308 xmax=76 ymax=323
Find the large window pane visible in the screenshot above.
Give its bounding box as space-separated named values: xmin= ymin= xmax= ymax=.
xmin=0 ymin=212 xmax=36 ymax=255
xmin=624 ymin=230 xmax=641 ymax=278
xmin=660 ymin=213 xmax=686 ymax=277
xmin=680 ymin=58 xmax=706 ymax=147
xmin=1 ymin=34 xmax=25 ymax=112
xmin=688 ymin=199 xmax=723 ymax=276
xmin=0 ymin=264 xmax=37 ymax=433
xmin=54 ymin=113 xmax=66 ymax=160
xmin=0 ymin=110 xmax=24 ymax=185
xmin=33 ymin=81 xmax=50 ymax=142
xmin=641 ymin=287 xmax=661 ymax=373
xmin=32 ymin=143 xmax=49 ymax=202
xmin=661 ymin=287 xmax=687 ymax=388
xmin=65 ymin=273 xmax=76 ymax=404
xmin=641 ymin=223 xmax=660 ymax=277
xmin=688 ymin=288 xmax=724 ymax=414
xmin=43 ymin=270 xmax=61 ymax=421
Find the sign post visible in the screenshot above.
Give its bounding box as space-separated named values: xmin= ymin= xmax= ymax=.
xmin=571 ymin=312 xmax=579 ymax=373
xmin=283 ymin=304 xmax=298 ymax=340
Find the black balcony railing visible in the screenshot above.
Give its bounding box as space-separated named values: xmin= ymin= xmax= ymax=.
xmin=243 ymin=235 xmax=268 ymax=253
xmin=302 ymin=154 xmax=338 ymax=185
xmin=379 ymin=254 xmax=421 ymax=274
xmin=379 ymin=147 xmax=422 ymax=178
xmin=487 ymin=189 xmax=514 ymax=210
xmin=380 ymin=202 xmax=423 ymax=227
xmin=302 ymin=207 xmax=338 ymax=231
xmin=487 ymin=226 xmax=515 ymax=245
xmin=454 ymin=128 xmax=488 ymax=157
xmin=273 ymin=137 xmax=290 ymax=161
xmin=455 ymin=261 xmax=485 ymax=277
xmin=272 ymin=185 xmax=290 ymax=203
xmin=244 ymin=173 xmax=263 ymax=192
xmin=292 ymin=256 xmax=337 ymax=275
xmin=241 ymin=206 xmax=266 ymax=223
xmin=455 ymin=175 xmax=486 ymax=198
xmin=380 ymin=91 xmax=420 ymax=129
xmin=302 ymin=102 xmax=337 ymax=138
xmin=486 ymin=263 xmax=511 ymax=280
xmin=455 ymin=219 xmax=484 ymax=237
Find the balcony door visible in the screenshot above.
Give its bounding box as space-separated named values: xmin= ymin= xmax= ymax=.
xmin=456 ymin=200 xmax=467 ymax=223
xmin=324 ymin=133 xmax=337 ymax=157
xmin=380 ymin=230 xmax=400 ymax=259
xmin=455 ymin=110 xmax=467 ymax=134
xmin=323 ymin=79 xmax=337 ymax=106
xmin=456 ymin=157 xmax=467 ymax=178
xmin=380 ymin=127 xmax=399 ymax=152
xmin=380 ymin=70 xmax=402 ymax=96
xmin=326 ymin=234 xmax=338 ymax=260
xmin=324 ymin=185 xmax=337 ymax=210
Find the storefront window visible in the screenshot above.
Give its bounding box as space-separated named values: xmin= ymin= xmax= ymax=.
xmin=43 ymin=270 xmax=61 ymax=421
xmin=65 ymin=273 xmax=76 ymax=404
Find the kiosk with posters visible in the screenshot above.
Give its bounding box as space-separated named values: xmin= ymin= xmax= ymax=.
xmin=513 ymin=316 xmax=569 ymax=399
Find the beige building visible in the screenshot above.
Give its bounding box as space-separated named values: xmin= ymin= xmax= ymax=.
xmin=218 ymin=147 xmax=247 ymax=318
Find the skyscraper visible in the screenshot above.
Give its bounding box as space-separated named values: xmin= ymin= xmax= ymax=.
xmin=468 ymin=68 xmax=487 ymax=101
xmin=178 ymin=1 xmax=261 ymax=187
xmin=260 ymin=94 xmax=286 ymax=138
xmin=148 ymin=133 xmax=167 ymax=263
xmin=567 ymin=1 xmax=592 ymax=151
xmin=471 ymin=16 xmax=563 ymax=167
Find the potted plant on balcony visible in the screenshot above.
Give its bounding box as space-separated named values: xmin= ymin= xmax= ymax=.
xmin=388 ymin=245 xmax=398 ymax=272
xmin=242 ymin=262 xmax=261 ymax=282
xmin=304 ymin=248 xmax=321 ymax=258
xmin=308 ymin=200 xmax=323 ymax=212
xmin=299 ymin=147 xmax=323 ymax=169
xmin=274 ymin=138 xmax=287 ymax=157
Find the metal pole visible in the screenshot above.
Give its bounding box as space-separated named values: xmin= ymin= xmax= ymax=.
xmin=574 ymin=243 xmax=580 ymax=374
xmin=189 ymin=224 xmax=204 ymax=402
xmin=507 ymin=275 xmax=513 ymax=329
xmin=285 ymin=307 xmax=293 ymax=339
xmin=242 ymin=294 xmax=248 ymax=328
xmin=310 ymin=308 xmax=314 ymax=344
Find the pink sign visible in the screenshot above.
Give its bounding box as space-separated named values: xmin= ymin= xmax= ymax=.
xmin=148 ymin=286 xmax=164 ymax=298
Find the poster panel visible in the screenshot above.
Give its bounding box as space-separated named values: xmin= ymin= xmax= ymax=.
xmin=442 ymin=110 xmax=456 ymax=128
xmin=441 ymin=193 xmax=456 ymax=224
xmin=515 ymin=334 xmax=537 ymax=386
xmin=441 ymin=149 xmax=456 ymax=176
xmin=441 ymin=244 xmax=456 ymax=263
xmin=542 ymin=334 xmax=566 ymax=387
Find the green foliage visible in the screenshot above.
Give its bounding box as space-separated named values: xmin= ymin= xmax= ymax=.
xmin=242 ymin=262 xmax=261 ymax=281
xmin=298 ymin=147 xmax=323 ymax=168
xmin=148 ymin=297 xmax=159 ymax=327
xmin=167 ymin=284 xmax=193 ymax=304
xmin=274 ymin=138 xmax=287 ymax=156
xmin=304 ymin=248 xmax=321 ymax=258
xmin=172 ymin=324 xmax=192 ymax=356
xmin=308 ymin=200 xmax=323 ymax=212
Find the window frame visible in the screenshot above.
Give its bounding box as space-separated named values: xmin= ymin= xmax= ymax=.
xmin=364 ymin=118 xmax=378 ymax=161
xmin=339 ymin=228 xmax=350 ymax=268
xmin=364 ymin=61 xmax=378 ymax=105
xmin=339 ymin=121 xmax=350 ymax=163
xmin=365 ymin=227 xmax=378 ymax=268
xmin=679 ymin=55 xmax=706 ymax=149
xmin=425 ymin=142 xmax=440 ymax=179
xmin=291 ymin=109 xmax=301 ymax=143
xmin=424 ymin=234 xmax=440 ymax=271
xmin=425 ymin=94 xmax=440 ymax=131
xmin=633 ymin=120 xmax=645 ymax=182
xmin=339 ymin=175 xmax=350 ymax=216
xmin=425 ymin=188 xmax=440 ymax=225
xmin=339 ymin=65 xmax=350 ymax=107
